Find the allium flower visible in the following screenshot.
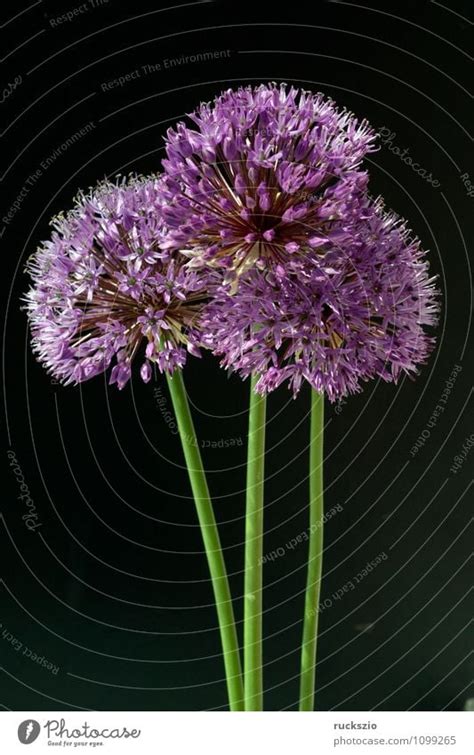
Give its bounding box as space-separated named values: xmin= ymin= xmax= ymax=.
xmin=202 ymin=197 xmax=439 ymax=401
xmin=158 ymin=83 xmax=377 ymax=280
xmin=25 ymin=176 xmax=208 ymax=389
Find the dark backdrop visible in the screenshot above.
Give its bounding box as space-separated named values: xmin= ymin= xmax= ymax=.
xmin=1 ymin=0 xmax=472 ymax=711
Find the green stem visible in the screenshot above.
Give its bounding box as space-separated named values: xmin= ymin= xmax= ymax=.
xmin=165 ymin=370 xmax=244 ymax=711
xmin=244 ymin=374 xmax=267 ymax=710
xmin=299 ymin=389 xmax=324 ymax=711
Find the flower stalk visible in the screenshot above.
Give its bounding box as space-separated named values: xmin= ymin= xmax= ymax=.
xmin=244 ymin=375 xmax=267 ymax=710
xmin=165 ymin=370 xmax=244 ymax=711
xmin=299 ymin=389 xmax=324 ymax=711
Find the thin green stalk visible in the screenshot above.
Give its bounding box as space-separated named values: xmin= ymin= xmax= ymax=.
xmin=165 ymin=370 xmax=244 ymax=711
xmin=299 ymin=389 xmax=324 ymax=711
xmin=244 ymin=374 xmax=267 ymax=710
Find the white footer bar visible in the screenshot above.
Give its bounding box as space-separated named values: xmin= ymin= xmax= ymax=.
xmin=0 ymin=711 xmax=472 ymax=754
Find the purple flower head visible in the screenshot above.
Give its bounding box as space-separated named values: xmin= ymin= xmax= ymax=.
xmin=202 ymin=197 xmax=440 ymax=401
xmin=25 ymin=176 xmax=209 ymax=390
xmin=158 ymin=83 xmax=377 ymax=280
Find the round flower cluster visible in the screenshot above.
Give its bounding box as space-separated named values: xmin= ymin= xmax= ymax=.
xmin=25 ymin=84 xmax=439 ymax=398
xmin=201 ymin=197 xmax=439 ymax=400
xmin=25 ymin=176 xmax=208 ymax=389
xmin=157 ymin=83 xmax=438 ymax=399
xmin=158 ymin=83 xmax=377 ymax=281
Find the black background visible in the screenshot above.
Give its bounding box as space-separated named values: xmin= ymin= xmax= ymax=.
xmin=1 ymin=0 xmax=472 ymax=711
